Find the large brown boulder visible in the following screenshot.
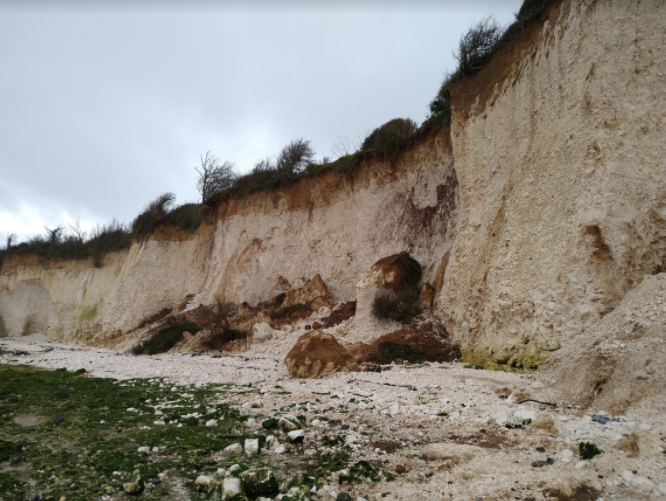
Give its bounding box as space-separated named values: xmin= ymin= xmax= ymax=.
xmin=284 ymin=331 xmax=358 ymax=378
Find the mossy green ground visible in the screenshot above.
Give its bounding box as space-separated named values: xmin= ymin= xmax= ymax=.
xmin=0 ymin=366 xmax=393 ymax=501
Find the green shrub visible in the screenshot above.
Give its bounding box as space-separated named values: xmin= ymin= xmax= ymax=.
xmin=455 ymin=16 xmax=504 ymax=75
xmin=360 ymin=118 xmax=418 ymax=160
xmin=517 ymin=0 xmax=552 ymax=20
xmin=378 ymin=343 xmax=426 ymax=365
xmin=133 ymin=321 xmax=201 ymax=355
xmin=270 ymin=303 xmax=304 ymax=320
xmin=372 ymin=288 xmax=421 ymax=323
xmin=131 ymin=192 xmax=176 ymax=238
xmin=427 ymin=71 xmax=463 ymax=126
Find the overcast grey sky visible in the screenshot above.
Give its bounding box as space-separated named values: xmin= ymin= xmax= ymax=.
xmin=0 ymin=0 xmax=523 ymax=242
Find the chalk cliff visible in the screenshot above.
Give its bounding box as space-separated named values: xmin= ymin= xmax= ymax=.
xmin=1 ymin=0 xmax=665 ymax=372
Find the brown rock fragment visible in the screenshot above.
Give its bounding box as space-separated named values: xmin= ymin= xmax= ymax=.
xmin=284 ymin=331 xmax=358 ymax=378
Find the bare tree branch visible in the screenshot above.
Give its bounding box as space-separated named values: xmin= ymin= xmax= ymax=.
xmin=195 ymin=151 xmax=237 ymax=204
xmin=67 ymin=218 xmax=86 ymax=242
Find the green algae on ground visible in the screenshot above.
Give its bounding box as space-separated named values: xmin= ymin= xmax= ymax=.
xmin=0 ymin=366 xmax=270 ymax=501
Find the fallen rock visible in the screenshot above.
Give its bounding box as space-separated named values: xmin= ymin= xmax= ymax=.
xmin=222 ymin=476 xmax=244 ymax=498
xmin=224 ymin=443 xmax=243 ymax=456
xmin=123 ymin=478 xmax=145 ymax=495
xmin=252 ymin=323 xmax=274 ymax=344
xmin=513 ymin=409 xmax=536 ymax=421
xmin=529 ymin=414 xmax=557 ymax=434
xmin=244 ymin=438 xmax=260 ymax=455
xmin=240 ymin=468 xmax=278 ymax=498
xmin=194 ymin=475 xmax=215 ymax=493
xmin=288 ymin=429 xmax=305 ymax=443
xmin=278 ymin=414 xmax=300 ymax=432
xmin=284 ymin=330 xmax=358 ymax=378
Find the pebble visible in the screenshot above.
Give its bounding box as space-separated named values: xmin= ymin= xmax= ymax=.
xmin=244 ymin=438 xmax=260 ymax=455
xmin=575 ymin=461 xmax=589 ymax=469
xmin=194 ymin=475 xmax=216 ymax=493
xmin=336 ymin=493 xmax=353 ymax=501
xmin=205 ymin=419 xmax=217 ymax=427
xmin=288 ymin=429 xmax=305 ymax=443
xmin=222 ymin=477 xmax=242 ymax=498
xmin=224 ymin=443 xmax=242 ymax=456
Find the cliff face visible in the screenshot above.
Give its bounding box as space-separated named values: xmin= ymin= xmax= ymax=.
xmin=438 ymin=0 xmax=666 ymax=366
xmin=2 ymin=0 xmax=666 ymax=368
xmin=0 ymin=133 xmax=458 ymax=341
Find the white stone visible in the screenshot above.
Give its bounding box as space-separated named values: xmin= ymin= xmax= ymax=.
xmin=244 ymin=438 xmax=260 ymax=455
xmin=253 ymin=323 xmax=274 ymax=343
xmin=558 ymin=416 xmax=570 ymax=422
xmin=559 ymin=449 xmax=574 ymax=462
xmin=194 ymin=475 xmax=216 ymax=493
xmin=638 ymin=423 xmax=652 ymax=431
xmin=279 ymin=414 xmax=300 ymax=432
xmin=137 ymin=446 xmax=150 ymax=453
xmin=622 ymin=470 xmax=635 ymax=483
xmin=288 ymin=429 xmax=305 ymax=442
xmin=152 ymin=447 xmax=159 ymax=453
xmin=153 ymin=420 xmax=165 ymax=426
xmin=513 ymin=409 xmax=536 ymax=421
xmin=389 ymin=404 xmax=400 ymax=415
xmin=222 ymin=477 xmax=243 ymax=498
xmin=492 ymin=407 xmax=511 ymax=426
xmin=274 ymin=445 xmax=286 ymax=454
xmin=633 ymin=477 xmax=655 ymax=491
xmin=246 ymin=418 xmax=260 ymax=428
xmin=205 ymin=419 xmax=217 ymax=427
xmin=217 ymin=468 xmax=226 ymax=475
xmin=574 ymin=461 xmax=589 ymax=469
xmin=224 ymin=443 xmax=242 ymax=456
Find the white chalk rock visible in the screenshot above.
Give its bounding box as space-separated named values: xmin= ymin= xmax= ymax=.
xmin=559 ymin=449 xmax=574 ymax=462
xmin=633 ymin=477 xmax=656 ymax=491
xmin=137 ymin=446 xmax=150 ymax=453
xmin=224 ymin=443 xmax=242 ymax=456
xmin=253 ymin=322 xmax=274 ymax=343
xmin=513 ymin=409 xmax=536 ymax=421
xmin=245 ymin=438 xmax=260 ymax=455
xmin=278 ymin=414 xmax=300 ymax=432
xmin=194 ymin=475 xmax=216 ymax=493
xmin=222 ymin=477 xmax=243 ymax=498
xmin=492 ymin=407 xmax=512 ymax=426
xmin=274 ymin=445 xmax=286 ymax=454
xmin=288 ymin=429 xmax=305 ymax=442
xmin=575 ymin=461 xmax=589 ymax=469
xmin=622 ymin=470 xmax=635 ymax=482
xmin=265 ymin=435 xmax=278 ymax=449
xmin=205 ymin=419 xmax=217 ymax=427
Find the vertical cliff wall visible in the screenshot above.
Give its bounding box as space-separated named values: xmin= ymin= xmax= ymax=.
xmin=438 ymin=0 xmax=666 ymax=366
xmin=2 ymin=0 xmax=666 ymax=367
xmin=0 ymin=133 xmax=458 ymax=340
